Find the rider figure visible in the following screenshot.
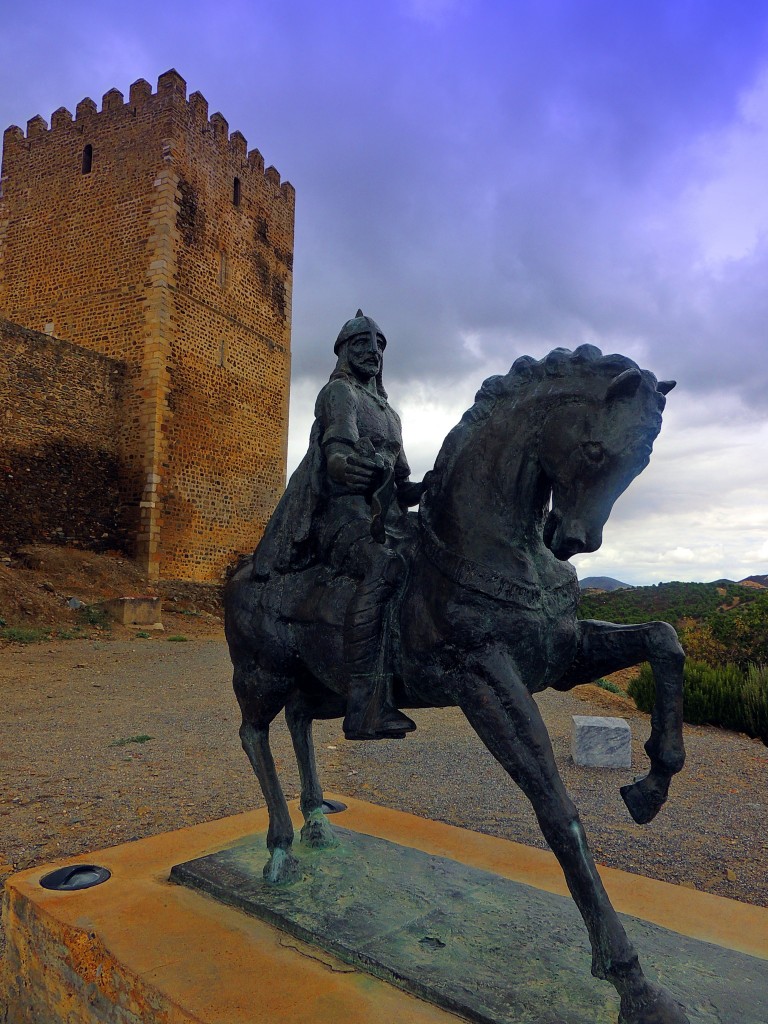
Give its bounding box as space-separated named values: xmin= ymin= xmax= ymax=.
xmin=252 ymin=310 xmax=425 ymax=739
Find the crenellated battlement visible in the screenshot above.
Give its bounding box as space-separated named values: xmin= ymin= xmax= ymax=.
xmin=0 ymin=69 xmax=294 ymax=582
xmin=2 ymin=69 xmax=293 ymax=203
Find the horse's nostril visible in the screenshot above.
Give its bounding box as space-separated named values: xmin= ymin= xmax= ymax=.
xmin=564 ymin=535 xmax=587 ymax=555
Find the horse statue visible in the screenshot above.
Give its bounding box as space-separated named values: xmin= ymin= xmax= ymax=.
xmin=225 ymin=344 xmax=689 ymax=1024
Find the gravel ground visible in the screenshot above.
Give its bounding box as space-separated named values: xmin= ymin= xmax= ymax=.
xmin=2 ymin=635 xmax=766 ymax=953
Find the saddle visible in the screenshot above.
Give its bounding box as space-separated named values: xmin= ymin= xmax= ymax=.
xmin=272 ymin=564 xmax=353 ymax=627
xmin=258 ymin=521 xmax=418 ymax=630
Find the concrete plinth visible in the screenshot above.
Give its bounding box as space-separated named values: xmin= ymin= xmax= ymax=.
xmin=3 ymin=799 xmax=767 ymax=1024
xmin=572 ymin=714 xmax=632 ymax=767
xmin=102 ymin=596 xmax=162 ymax=626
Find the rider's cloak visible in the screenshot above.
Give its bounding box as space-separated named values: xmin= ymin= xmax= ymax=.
xmin=252 ymin=371 xmax=412 ymax=580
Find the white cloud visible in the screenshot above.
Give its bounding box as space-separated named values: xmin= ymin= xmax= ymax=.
xmin=662 ymin=547 xmax=696 ymax=564
xmin=746 ymin=539 xmax=768 ymax=562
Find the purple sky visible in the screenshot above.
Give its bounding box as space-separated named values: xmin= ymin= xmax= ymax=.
xmin=3 ymin=0 xmax=768 ymax=584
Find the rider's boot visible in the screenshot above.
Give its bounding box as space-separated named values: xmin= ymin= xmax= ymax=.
xmin=343 ymin=672 xmax=416 ymax=740
xmin=342 ymin=548 xmax=415 ymax=740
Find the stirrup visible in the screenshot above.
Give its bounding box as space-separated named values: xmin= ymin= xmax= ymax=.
xmin=343 ymin=709 xmax=416 ymax=740
xmin=343 ymin=671 xmax=416 ymax=740
xmin=372 ymin=706 xmax=416 ymax=739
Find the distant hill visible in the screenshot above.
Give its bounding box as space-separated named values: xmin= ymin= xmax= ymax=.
xmin=578 ymin=580 xmax=765 ymax=626
xmin=740 ymin=575 xmax=768 ymax=588
xmin=579 ymin=576 xmax=632 ymax=592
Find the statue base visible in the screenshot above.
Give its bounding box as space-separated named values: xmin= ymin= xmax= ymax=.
xmin=3 ymin=798 xmax=767 ymax=1024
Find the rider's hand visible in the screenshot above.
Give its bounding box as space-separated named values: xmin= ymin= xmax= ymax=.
xmin=344 ymin=452 xmax=380 ymax=492
xmin=327 ymin=451 xmax=380 ymax=493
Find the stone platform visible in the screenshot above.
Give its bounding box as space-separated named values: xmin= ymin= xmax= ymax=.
xmin=3 ymin=798 xmax=768 ymax=1024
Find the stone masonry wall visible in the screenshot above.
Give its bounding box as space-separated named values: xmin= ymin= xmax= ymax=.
xmin=0 ymin=319 xmax=130 ymax=551
xmin=0 ymin=81 xmax=168 ymax=528
xmin=0 ymin=70 xmax=293 ymax=581
xmin=158 ymin=79 xmax=293 ymax=578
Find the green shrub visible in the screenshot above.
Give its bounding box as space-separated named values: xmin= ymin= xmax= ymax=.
xmin=0 ymin=626 xmax=50 ymax=644
xmin=627 ymin=665 xmax=654 ymax=712
xmin=742 ymin=664 xmax=768 ymax=745
xmin=77 ymin=605 xmax=112 ymax=629
xmin=57 ymin=628 xmax=84 ymax=640
xmin=166 ymin=634 xmax=189 ymax=642
xmin=595 ymin=677 xmax=625 ymax=695
xmin=628 ymin=660 xmax=768 ymax=743
xmin=110 ymin=734 xmax=153 ymax=747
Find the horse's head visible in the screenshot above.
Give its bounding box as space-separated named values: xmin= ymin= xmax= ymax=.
xmin=536 ymin=348 xmax=675 ymax=561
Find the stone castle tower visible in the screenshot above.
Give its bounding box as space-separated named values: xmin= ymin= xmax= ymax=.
xmin=0 ymin=69 xmax=294 ymax=580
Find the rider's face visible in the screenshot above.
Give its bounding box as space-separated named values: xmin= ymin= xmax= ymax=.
xmin=346 ymin=331 xmax=385 ymax=381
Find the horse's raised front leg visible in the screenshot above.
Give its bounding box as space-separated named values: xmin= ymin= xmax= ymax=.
xmin=285 ymin=692 xmax=339 ymax=850
xmin=235 ymin=663 xmax=301 ymax=885
xmin=562 ymin=619 xmax=686 ymax=825
xmin=459 ymin=650 xmax=689 ymax=1024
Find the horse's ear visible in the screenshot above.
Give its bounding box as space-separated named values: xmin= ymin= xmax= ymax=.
xmin=656 ymin=379 xmax=676 ymax=395
xmin=606 ymin=368 xmax=642 ymax=402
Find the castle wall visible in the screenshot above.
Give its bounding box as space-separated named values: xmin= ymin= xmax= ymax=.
xmin=0 ymin=70 xmax=294 ymax=581
xmin=0 ymin=319 xmax=129 ymax=551
xmin=158 ymin=85 xmax=293 ymax=578
xmin=0 ymin=80 xmax=171 ymax=528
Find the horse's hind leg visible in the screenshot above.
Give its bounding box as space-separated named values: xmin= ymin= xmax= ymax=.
xmin=235 ymin=663 xmax=301 ymax=885
xmin=460 ymin=653 xmax=689 ymax=1024
xmin=285 ymin=692 xmax=340 ymax=850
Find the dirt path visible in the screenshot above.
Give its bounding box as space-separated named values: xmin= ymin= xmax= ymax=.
xmin=2 ymin=635 xmax=766 ymax=951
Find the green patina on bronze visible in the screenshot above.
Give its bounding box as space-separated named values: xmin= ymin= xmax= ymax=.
xmin=172 ymin=829 xmax=767 ymax=1024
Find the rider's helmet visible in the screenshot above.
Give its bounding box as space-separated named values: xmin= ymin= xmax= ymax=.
xmin=334 ymin=310 xmax=387 ymax=354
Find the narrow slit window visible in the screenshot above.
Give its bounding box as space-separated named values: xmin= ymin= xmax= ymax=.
xmin=233 ymin=177 xmax=241 ymax=207
xmin=218 ymin=339 xmax=227 ymax=367
xmin=218 ymin=251 xmax=228 ymax=288
xmin=82 ymin=144 xmax=93 ymax=174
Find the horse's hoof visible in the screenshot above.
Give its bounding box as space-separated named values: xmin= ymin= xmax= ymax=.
xmin=263 ymin=847 xmax=302 ymax=885
xmin=300 ymin=810 xmax=339 ymax=849
xmin=618 ymin=983 xmax=690 ymax=1023
xmin=621 ymin=776 xmax=665 ymax=824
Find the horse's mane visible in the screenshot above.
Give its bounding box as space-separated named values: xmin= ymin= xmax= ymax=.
xmin=423 ymin=344 xmax=664 ymax=510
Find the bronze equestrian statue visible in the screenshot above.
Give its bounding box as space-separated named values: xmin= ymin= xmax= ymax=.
xmin=225 ymin=313 xmax=689 ymax=1024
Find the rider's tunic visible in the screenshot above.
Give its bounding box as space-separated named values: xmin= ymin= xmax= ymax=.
xmin=251 ymin=371 xmax=412 ymax=580
xmin=317 ymin=376 xmax=412 ymax=574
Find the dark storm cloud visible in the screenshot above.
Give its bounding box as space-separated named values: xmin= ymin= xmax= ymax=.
xmin=3 ymin=0 xmax=768 ymax=580
xmin=4 ymin=2 xmax=767 ymax=399
xmin=253 ymin=0 xmax=768 ymax=401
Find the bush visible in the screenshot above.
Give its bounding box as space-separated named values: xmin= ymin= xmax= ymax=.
xmin=677 ymin=618 xmax=728 ymax=666
xmin=0 ymin=626 xmax=50 ymax=644
xmin=595 ymin=677 xmax=625 ymax=695
xmin=110 ymin=734 xmax=153 ymax=747
xmin=628 ymin=660 xmax=768 ymax=744
xmin=77 ymin=605 xmax=112 ymax=629
xmin=743 ymin=664 xmax=768 ymax=745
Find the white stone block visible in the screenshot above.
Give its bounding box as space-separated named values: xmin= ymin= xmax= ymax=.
xmin=571 ymin=715 xmax=631 ymax=768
